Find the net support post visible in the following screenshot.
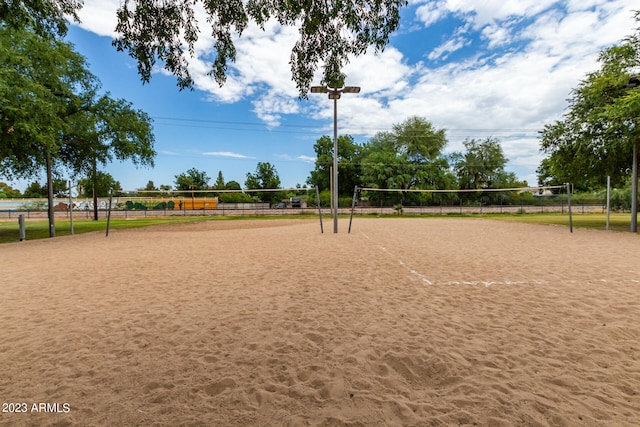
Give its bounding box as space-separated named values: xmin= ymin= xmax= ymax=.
xmin=69 ymin=180 xmax=74 ymax=235
xmin=566 ymin=183 xmax=573 ymax=233
xmin=106 ymin=187 xmax=113 ymax=237
xmin=348 ymin=186 xmax=358 ymax=234
xmin=315 ymin=186 xmax=323 ymax=234
xmin=606 ymin=176 xmax=610 ymax=231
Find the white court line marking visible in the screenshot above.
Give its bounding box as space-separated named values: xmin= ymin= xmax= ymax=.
xmin=362 ymin=233 xmax=433 ymax=285
xmin=361 ymin=233 xmax=554 ymax=287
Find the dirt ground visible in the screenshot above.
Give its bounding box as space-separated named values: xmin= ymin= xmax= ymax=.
xmin=1 ymin=217 xmax=639 ymax=426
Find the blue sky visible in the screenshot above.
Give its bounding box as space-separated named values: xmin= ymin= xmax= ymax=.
xmin=6 ymin=0 xmax=639 ymax=192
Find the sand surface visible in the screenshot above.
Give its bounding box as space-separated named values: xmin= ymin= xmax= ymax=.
xmin=1 ymin=217 xmax=639 ymax=426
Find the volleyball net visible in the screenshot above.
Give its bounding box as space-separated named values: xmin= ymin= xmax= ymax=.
xmin=112 ymin=187 xmax=317 ymax=211
xmin=352 ymin=185 xmax=568 ymax=211
xmin=346 ymin=184 xmax=578 ymax=233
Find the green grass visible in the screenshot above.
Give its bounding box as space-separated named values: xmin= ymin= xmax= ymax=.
xmin=483 ymin=212 xmax=633 ymax=232
xmin=0 ymin=212 xmax=636 ymax=244
xmin=0 ymin=216 xmax=228 ymax=244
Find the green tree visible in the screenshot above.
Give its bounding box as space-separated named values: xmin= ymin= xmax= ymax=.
xmin=0 ymin=26 xmax=96 ymax=180
xmin=78 ymin=172 xmax=122 ymax=197
xmin=113 ymin=0 xmax=406 ymax=96
xmin=51 ymin=178 xmax=68 ymax=198
xmin=225 ymin=180 xmax=242 ymax=190
xmin=57 ymin=91 xmax=156 ymax=209
xmin=0 ymin=0 xmax=81 ymax=38
xmin=360 ymin=117 xmax=452 ymax=195
xmin=539 ymin=11 xmax=640 ymax=230
xmin=1 ymin=25 xmax=98 ymax=234
xmin=455 ymin=137 xmax=525 ymax=204
xmin=213 ymin=171 xmax=225 ymax=189
xmin=455 ymin=137 xmax=508 ymax=190
xmin=245 ymin=162 xmax=281 ymax=204
xmin=174 ymin=168 xmax=210 ymax=191
xmin=144 ymin=180 xmax=157 ymax=191
xmin=19 ymin=178 xmax=66 ymax=199
xmin=0 ymin=182 xmax=21 ymax=198
xmin=23 ymin=181 xmax=47 ymax=198
xmin=1 ymin=24 xmax=155 ymax=229
xmin=217 ymin=180 xmax=253 ymax=203
xmin=307 ymin=135 xmax=362 ymax=196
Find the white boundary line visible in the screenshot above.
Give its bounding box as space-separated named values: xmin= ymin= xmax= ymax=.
xmin=360 ymin=233 xmax=640 ymax=287
xmin=362 ymin=232 xmax=432 ymax=285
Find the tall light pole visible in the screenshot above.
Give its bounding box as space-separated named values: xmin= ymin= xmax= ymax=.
xmin=310 ymin=85 xmax=360 ymax=233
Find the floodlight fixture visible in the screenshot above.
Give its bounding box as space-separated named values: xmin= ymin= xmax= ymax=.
xmin=342 ymin=86 xmax=361 ymax=94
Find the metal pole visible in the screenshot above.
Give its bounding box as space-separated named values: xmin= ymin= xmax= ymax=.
xmin=333 ymin=95 xmax=338 ymax=234
xmin=329 ymin=166 xmax=333 ymax=218
xmin=606 ymin=176 xmax=610 ymax=231
xmin=567 ymin=183 xmax=573 ymax=233
xmin=106 ymin=187 xmax=113 ymax=237
xmin=69 ymin=180 xmax=74 ymax=235
xmin=348 ymin=186 xmax=358 ymax=234
xmin=316 ymin=186 xmax=323 ymax=234
xmin=631 ymin=144 xmax=638 ymax=232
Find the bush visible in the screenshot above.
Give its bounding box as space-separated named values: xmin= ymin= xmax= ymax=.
xmin=609 ymin=188 xmax=631 ymax=211
xmin=218 ymin=192 xmax=253 ymax=203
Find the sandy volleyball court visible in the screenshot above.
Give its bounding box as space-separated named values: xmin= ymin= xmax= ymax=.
xmin=1 ymin=217 xmax=639 ymax=426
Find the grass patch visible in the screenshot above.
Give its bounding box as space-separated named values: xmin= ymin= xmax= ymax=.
xmin=482 ymin=212 xmax=633 ymax=231
xmin=0 ymin=216 xmax=222 ymax=244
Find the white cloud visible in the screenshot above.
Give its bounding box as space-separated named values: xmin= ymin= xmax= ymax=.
xmin=341 ymin=46 xmax=414 ymax=98
xmin=481 ymin=22 xmax=514 ymax=49
xmin=158 ymin=150 xmax=179 ymax=156
xmin=75 ymin=0 xmax=120 ymax=37
xmin=415 ymin=1 xmax=448 ymax=27
xmin=428 ymin=36 xmax=469 ymax=61
xmin=203 ymin=152 xmax=254 ymax=159
xmin=297 ymin=155 xmax=316 ymax=163
xmin=443 ymin=0 xmax=559 ymax=29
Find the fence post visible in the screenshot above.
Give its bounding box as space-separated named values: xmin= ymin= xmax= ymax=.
xmin=19 ymin=214 xmax=25 ymax=241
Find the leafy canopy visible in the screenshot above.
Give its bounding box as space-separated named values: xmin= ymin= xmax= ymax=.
xmin=0 ymin=25 xmax=95 ymax=178
xmin=306 ymin=134 xmax=361 ymax=195
xmin=0 ymin=0 xmax=82 ymax=38
xmin=78 ymin=171 xmax=122 ymax=197
xmin=539 ymin=11 xmax=640 ymax=190
xmin=360 ymin=116 xmax=451 ymax=191
xmin=1 ymin=25 xmax=156 ymax=181
xmin=113 ymin=0 xmax=407 ymax=96
xmin=174 ymin=168 xmax=210 ymax=191
xmin=245 ymin=161 xmax=282 ymax=203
